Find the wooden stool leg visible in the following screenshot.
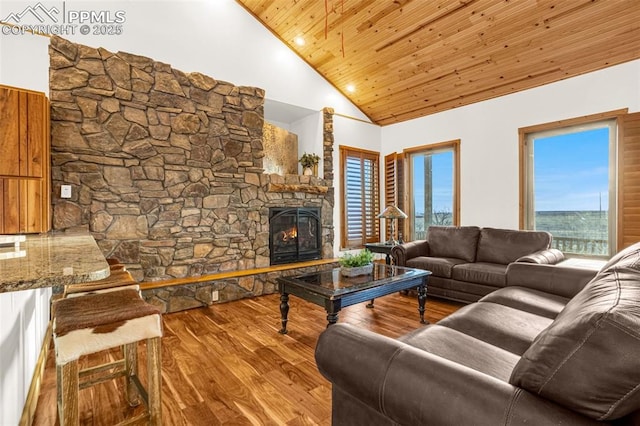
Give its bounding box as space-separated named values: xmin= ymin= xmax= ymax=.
xmin=147 ymin=337 xmax=162 ymax=425
xmin=124 ymin=343 xmax=140 ymax=406
xmin=59 ymin=360 xmax=79 ymax=426
xmin=56 ymin=363 xmax=62 ymax=418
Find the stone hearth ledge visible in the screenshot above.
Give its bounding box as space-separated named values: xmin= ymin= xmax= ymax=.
xmin=0 ymin=232 xmax=110 ymax=293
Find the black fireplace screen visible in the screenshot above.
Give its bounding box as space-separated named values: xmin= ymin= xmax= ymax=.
xmin=269 ymin=207 xmax=321 ymax=265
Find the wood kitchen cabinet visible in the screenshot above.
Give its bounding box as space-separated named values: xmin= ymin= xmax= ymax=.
xmin=0 ymin=85 xmax=50 ymax=234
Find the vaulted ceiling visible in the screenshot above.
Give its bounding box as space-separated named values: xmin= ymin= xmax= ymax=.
xmin=236 ymin=0 xmax=640 ymax=126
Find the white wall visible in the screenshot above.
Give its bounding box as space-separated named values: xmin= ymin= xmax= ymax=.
xmin=0 ymin=31 xmax=50 ymax=92
xmin=0 ymin=0 xmax=367 ymax=120
xmin=382 ymin=60 xmax=640 ymax=229
xmin=333 ymin=115 xmax=383 ymax=253
xmin=0 ymin=288 xmax=51 ymax=425
xmin=291 ymin=113 xmax=323 ymax=176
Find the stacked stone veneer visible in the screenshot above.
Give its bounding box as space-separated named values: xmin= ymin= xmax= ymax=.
xmin=48 ymin=36 xmax=335 ymax=312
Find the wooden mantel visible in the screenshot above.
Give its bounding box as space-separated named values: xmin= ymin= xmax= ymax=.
xmin=267 ymin=182 xmax=329 ymax=194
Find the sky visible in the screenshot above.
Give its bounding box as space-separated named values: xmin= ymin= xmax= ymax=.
xmin=533 ymin=127 xmax=609 ymax=212
xmin=410 ymin=126 xmax=610 ymax=217
xmin=412 ymin=151 xmax=453 ymax=216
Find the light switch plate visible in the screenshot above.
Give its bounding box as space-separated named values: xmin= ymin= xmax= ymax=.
xmin=61 ymin=185 xmax=72 ymax=198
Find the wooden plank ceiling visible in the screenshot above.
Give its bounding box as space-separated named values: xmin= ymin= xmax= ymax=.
xmin=236 ymin=0 xmax=640 ymax=126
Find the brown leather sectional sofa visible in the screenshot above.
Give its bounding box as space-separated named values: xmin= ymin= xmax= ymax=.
xmin=315 ymin=241 xmax=640 ymax=425
xmin=392 ymin=226 xmax=565 ymax=303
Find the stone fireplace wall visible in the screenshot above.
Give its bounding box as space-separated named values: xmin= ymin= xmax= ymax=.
xmin=49 ymin=36 xmax=334 ymax=309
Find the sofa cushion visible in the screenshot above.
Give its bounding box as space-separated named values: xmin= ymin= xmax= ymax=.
xmin=437 ymin=301 xmax=553 ymax=355
xmin=451 ymin=262 xmax=507 ymax=287
xmin=509 ymin=243 xmax=640 ymax=421
xmin=480 ymin=286 xmax=569 ymax=319
xmin=427 ymin=226 xmax=481 ymax=263
xmin=399 ymin=325 xmax=520 ymax=381
xmin=476 ymin=228 xmax=552 ymax=265
xmin=406 ymin=256 xmax=467 ymax=278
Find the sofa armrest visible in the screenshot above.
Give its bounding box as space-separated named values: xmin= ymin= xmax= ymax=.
xmin=506 ymin=263 xmax=598 ymax=298
xmin=516 ymin=248 xmax=565 ymax=265
xmin=316 ymin=324 xmax=601 ymax=425
xmin=391 ymin=240 xmax=429 ymax=266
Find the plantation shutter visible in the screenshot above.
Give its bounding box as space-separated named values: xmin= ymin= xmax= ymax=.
xmin=384 ymin=152 xmax=406 ymax=242
xmin=618 ymin=112 xmax=640 ymax=251
xmin=341 ymin=147 xmax=380 ymax=249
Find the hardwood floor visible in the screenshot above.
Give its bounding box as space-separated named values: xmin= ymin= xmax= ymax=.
xmin=33 ymin=292 xmax=463 ymax=425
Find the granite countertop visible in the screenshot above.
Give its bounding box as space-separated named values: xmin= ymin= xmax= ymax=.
xmin=0 ymin=232 xmax=110 ymax=293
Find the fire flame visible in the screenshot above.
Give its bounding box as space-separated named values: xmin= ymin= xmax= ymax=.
xmin=281 ymin=227 xmax=297 ymax=242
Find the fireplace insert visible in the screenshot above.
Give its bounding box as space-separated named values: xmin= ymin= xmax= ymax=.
xmin=269 ymin=207 xmax=322 ymax=265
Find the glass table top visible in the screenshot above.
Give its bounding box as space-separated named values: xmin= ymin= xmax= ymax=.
xmin=278 ymin=263 xmax=430 ymax=297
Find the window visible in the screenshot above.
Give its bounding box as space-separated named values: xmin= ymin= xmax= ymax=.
xmin=521 ymin=116 xmax=617 ymax=257
xmin=340 ymin=146 xmax=380 ymax=249
xmin=405 ymin=141 xmax=460 ymax=240
xmin=386 ymin=140 xmax=460 ymax=241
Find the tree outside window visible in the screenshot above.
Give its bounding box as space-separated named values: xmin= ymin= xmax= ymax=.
xmin=387 ymin=140 xmax=460 ymax=241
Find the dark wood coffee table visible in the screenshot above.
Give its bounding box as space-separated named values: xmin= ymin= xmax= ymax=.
xmin=276 ymin=263 xmax=430 ymax=334
xmin=364 ymin=242 xmax=395 ymax=264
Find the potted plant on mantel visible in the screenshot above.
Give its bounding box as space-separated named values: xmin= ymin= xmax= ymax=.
xmin=339 ymin=249 xmax=375 ymax=277
xmin=299 ymin=152 xmax=320 ymax=176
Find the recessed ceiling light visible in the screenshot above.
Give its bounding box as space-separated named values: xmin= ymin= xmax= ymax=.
xmin=294 ymin=36 xmax=305 ymax=46
xmin=346 ymin=84 xmax=356 ymax=93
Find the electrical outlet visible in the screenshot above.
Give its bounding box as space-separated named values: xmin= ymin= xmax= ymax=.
xmin=61 ymin=185 xmax=72 ymax=198
xmin=212 ymin=290 xmax=219 ymax=302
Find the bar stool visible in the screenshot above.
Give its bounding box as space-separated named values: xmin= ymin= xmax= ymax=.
xmin=51 ymin=259 xmax=138 ymax=318
xmin=63 ymin=268 xmax=138 ymax=298
xmin=106 ymin=257 xmax=127 ymax=272
xmin=53 ymin=288 xmax=163 ymax=425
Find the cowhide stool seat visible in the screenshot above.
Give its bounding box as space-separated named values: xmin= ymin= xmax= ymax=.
xmin=63 ymin=268 xmax=138 ymax=298
xmin=106 ymin=257 xmax=127 ymax=272
xmin=53 ymin=288 xmax=163 ymax=425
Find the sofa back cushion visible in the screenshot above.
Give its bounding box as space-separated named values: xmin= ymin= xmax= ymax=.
xmin=476 ymin=228 xmax=551 ymax=265
xmin=509 ymin=242 xmax=640 ymax=421
xmin=426 ymin=226 xmax=480 ymax=262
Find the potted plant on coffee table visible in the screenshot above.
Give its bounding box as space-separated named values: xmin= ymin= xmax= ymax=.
xmin=339 ymin=249 xmax=375 ymax=277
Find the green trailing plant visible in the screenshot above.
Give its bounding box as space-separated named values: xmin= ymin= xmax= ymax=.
xmin=339 ymin=249 xmax=374 ymax=267
xmin=299 ymin=152 xmax=320 ymax=168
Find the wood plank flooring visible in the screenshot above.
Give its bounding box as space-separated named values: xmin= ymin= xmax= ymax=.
xmin=33 ymin=292 xmax=463 ymax=425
